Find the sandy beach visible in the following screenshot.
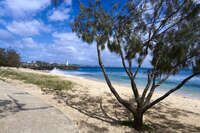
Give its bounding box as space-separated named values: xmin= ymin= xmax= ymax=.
xmin=1 ymin=67 xmax=200 ymax=133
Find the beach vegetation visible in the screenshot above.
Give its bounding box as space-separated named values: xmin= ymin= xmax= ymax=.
xmin=0 ymin=48 xmax=21 ymax=67
xmin=70 ymin=0 xmax=200 ymax=131
xmin=0 ymin=69 xmax=74 ymax=91
xmin=0 ymin=48 xmax=7 ymax=66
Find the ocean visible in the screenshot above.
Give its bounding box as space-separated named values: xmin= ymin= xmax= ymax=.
xmin=50 ymin=67 xmax=200 ymax=99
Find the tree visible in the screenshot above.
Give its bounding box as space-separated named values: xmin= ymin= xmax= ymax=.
xmin=0 ymin=48 xmax=21 ymax=67
xmin=0 ymin=48 xmax=7 ymax=66
xmin=6 ymin=49 xmax=21 ymax=67
xmin=70 ymin=0 xmax=200 ymax=130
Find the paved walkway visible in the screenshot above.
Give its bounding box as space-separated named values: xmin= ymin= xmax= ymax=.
xmin=0 ymin=81 xmax=78 ymax=133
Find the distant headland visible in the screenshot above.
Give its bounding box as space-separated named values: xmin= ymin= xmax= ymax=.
xmin=21 ymin=61 xmax=79 ymax=70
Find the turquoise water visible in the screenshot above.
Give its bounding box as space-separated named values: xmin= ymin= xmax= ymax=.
xmin=54 ymin=67 xmax=200 ymax=99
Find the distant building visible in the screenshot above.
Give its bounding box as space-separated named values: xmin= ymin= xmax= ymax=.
xmin=66 ymin=60 xmax=69 ymax=66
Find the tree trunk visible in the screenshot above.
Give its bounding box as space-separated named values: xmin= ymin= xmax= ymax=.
xmin=133 ymin=111 xmax=144 ymax=131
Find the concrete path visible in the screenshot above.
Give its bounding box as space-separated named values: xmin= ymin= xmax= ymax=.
xmin=0 ymin=81 xmax=78 ymax=133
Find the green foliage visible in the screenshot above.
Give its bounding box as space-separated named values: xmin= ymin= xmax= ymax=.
xmin=193 ymin=57 xmax=200 ymax=73
xmin=0 ymin=77 xmax=6 ymax=82
xmin=0 ymin=48 xmax=7 ymax=66
xmin=58 ymin=0 xmax=200 ymax=131
xmin=124 ymin=35 xmax=143 ymax=60
xmin=6 ymin=49 xmax=21 ymax=67
xmin=71 ymin=0 xmax=112 ymax=48
xmin=72 ymin=0 xmax=200 ymax=75
xmin=0 ymin=69 xmax=74 ymax=91
xmin=0 ymin=48 xmax=21 ymax=67
xmin=107 ymin=40 xmax=120 ymax=54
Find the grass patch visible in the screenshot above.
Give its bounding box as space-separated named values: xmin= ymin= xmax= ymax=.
xmin=0 ymin=77 xmax=6 ymax=81
xmin=0 ymin=69 xmax=74 ymax=91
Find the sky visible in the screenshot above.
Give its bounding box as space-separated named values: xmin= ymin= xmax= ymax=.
xmin=0 ymin=0 xmax=152 ymax=67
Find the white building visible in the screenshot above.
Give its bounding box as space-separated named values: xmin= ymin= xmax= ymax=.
xmin=66 ymin=60 xmax=69 ymax=66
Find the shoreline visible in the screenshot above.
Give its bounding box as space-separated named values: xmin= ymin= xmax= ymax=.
xmin=51 ymin=70 xmax=200 ymax=101
xmin=2 ymin=67 xmax=200 ymax=102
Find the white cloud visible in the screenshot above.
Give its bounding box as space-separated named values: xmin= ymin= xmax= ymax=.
xmin=51 ymin=32 xmax=154 ymax=67
xmin=50 ymin=32 xmax=123 ymax=66
xmin=48 ymin=0 xmax=72 ymax=21
xmin=0 ymin=28 xmax=152 ymax=67
xmin=48 ymin=8 xmax=71 ymax=21
xmin=6 ymin=20 xmax=50 ymax=36
xmin=53 ymin=32 xmax=79 ymax=41
xmin=22 ymin=37 xmax=37 ymax=48
xmin=65 ymin=0 xmax=72 ymax=6
xmin=194 ymin=0 xmax=200 ymax=4
xmin=1 ymin=0 xmax=50 ymax=17
xmin=0 ymin=29 xmax=15 ymax=41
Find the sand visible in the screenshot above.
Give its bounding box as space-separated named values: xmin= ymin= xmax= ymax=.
xmin=1 ymin=67 xmax=200 ymax=133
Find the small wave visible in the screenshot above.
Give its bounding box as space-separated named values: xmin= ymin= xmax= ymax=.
xmin=63 ymin=71 xmax=92 ymax=76
xmin=49 ymin=68 xmax=64 ymax=75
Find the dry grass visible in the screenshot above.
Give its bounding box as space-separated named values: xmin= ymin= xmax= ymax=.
xmin=0 ymin=69 xmax=74 ymax=91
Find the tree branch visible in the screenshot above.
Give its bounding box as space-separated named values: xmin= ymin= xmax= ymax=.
xmin=132 ymin=31 xmax=150 ymax=80
xmin=147 ymin=1 xmax=186 ymax=42
xmin=144 ymin=70 xmax=172 ymax=106
xmin=133 ymin=55 xmax=147 ymax=79
xmin=144 ymin=72 xmax=200 ymax=111
xmin=118 ymin=44 xmax=140 ymax=102
xmin=144 ymin=73 xmax=158 ymax=105
xmin=141 ymin=71 xmax=152 ymax=104
xmin=128 ymin=60 xmax=133 ymax=75
xmin=158 ymin=2 xmax=199 ymax=37
xmin=156 ymin=72 xmax=172 ymax=86
xmin=117 ymin=41 xmax=132 ymax=77
xmin=96 ymin=44 xmax=135 ymax=113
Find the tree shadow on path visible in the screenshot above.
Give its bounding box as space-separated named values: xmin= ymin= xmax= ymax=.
xmin=0 ymin=94 xmax=53 ymax=119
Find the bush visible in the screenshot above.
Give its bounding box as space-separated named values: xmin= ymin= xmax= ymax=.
xmin=0 ymin=48 xmax=21 ymax=67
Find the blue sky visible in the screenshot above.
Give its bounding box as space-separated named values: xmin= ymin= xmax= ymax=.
xmin=0 ymin=0 xmax=152 ymax=67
